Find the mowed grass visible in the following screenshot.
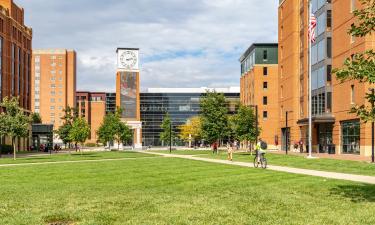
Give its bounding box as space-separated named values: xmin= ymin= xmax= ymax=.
xmin=156 ymin=150 xmax=375 ymax=177
xmin=1 ymin=155 xmax=375 ymax=225
xmin=0 ymin=151 xmax=154 ymax=165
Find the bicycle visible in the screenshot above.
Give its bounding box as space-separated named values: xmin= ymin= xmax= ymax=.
xmin=253 ymin=151 xmax=267 ymax=169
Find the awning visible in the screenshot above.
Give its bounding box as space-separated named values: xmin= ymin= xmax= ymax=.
xmin=297 ymin=116 xmax=335 ymax=125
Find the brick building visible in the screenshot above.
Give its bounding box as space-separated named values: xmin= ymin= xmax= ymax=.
xmin=240 ymin=44 xmax=279 ymax=149
xmin=0 ymin=0 xmax=32 ymax=150
xmin=277 ymin=0 xmax=375 ymax=156
xmin=76 ymin=91 xmax=106 ymax=144
xmin=31 ymin=49 xmax=76 ymax=129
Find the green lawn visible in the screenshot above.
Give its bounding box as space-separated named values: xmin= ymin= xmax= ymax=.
xmin=0 ymin=153 xmax=375 ymax=225
xmin=154 ymin=150 xmax=375 ymax=177
xmin=0 ymin=151 xmax=154 ymax=165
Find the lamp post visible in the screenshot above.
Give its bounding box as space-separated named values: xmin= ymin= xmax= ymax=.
xmin=285 ymin=110 xmax=293 ymax=155
xmin=249 ymin=105 xmax=259 ymax=143
xmin=169 ymin=122 xmax=172 ymax=153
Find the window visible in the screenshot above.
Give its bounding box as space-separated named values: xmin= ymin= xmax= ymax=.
xmin=263 ymin=82 xmax=268 ymax=90
xmin=51 ymin=84 xmax=56 ymax=88
xmin=50 ymin=98 xmax=55 ymax=103
xmin=350 ymin=0 xmax=356 ymax=13
xmin=263 ymin=111 xmax=268 ymax=119
xmin=327 ymin=10 xmax=332 ymax=29
xmin=281 ymin=85 xmax=283 ymax=98
xmin=263 ymin=96 xmax=268 ymax=105
xmin=50 ymin=106 xmax=55 ymax=110
xmin=327 ymin=65 xmax=332 ymax=82
xmin=263 ymin=67 xmax=268 ymax=76
xmin=51 ymin=91 xmax=56 ymax=95
xmin=327 ymin=92 xmax=332 ymax=112
xmin=317 ymin=12 xmax=326 ymax=36
xmin=341 ymin=120 xmax=360 ymax=154
xmin=327 ymin=37 xmax=332 ymax=58
xmin=263 ymin=50 xmax=268 ymax=61
xmin=351 ymin=85 xmax=355 ymax=104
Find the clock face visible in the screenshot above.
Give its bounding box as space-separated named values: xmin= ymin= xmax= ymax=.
xmin=119 ymin=51 xmax=138 ymax=69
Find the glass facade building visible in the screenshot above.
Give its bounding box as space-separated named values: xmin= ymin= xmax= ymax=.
xmin=140 ymin=88 xmax=240 ymax=146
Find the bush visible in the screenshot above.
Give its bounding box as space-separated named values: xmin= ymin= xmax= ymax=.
xmin=85 ymin=143 xmax=97 ymax=147
xmin=0 ymin=144 xmax=13 ymax=154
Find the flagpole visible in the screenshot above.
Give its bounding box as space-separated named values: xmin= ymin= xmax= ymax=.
xmin=308 ymin=0 xmax=313 ymax=158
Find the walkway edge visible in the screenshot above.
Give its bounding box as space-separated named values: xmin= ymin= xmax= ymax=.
xmin=0 ymin=156 xmax=159 ymax=168
xmin=142 ymin=151 xmax=375 ymax=185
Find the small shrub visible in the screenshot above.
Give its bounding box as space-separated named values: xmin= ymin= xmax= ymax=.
xmin=0 ymin=144 xmax=13 ymax=154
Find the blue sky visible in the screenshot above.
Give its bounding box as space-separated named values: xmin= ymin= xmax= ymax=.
xmin=17 ymin=0 xmax=278 ymax=92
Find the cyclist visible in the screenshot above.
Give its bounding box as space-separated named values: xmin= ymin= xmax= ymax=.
xmin=255 ymin=138 xmax=267 ymax=163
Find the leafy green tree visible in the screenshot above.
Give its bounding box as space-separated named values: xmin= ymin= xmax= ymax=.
xmin=31 ymin=112 xmax=42 ymax=124
xmin=232 ymin=105 xmax=259 ymax=152
xmin=116 ymin=122 xmax=133 ymax=149
xmin=69 ymin=117 xmax=90 ymax=153
xmin=97 ymin=109 xmax=132 ymax=150
xmin=56 ymin=106 xmax=78 ymax=148
xmin=0 ymin=97 xmax=31 ymax=160
xmin=200 ymin=91 xmax=229 ymax=145
xmin=333 ymin=0 xmax=375 ymax=122
xmin=160 ymin=113 xmax=175 ymax=146
xmin=56 ymin=123 xmax=72 ymax=148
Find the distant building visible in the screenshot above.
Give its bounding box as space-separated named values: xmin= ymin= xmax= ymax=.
xmin=0 ymin=0 xmax=32 ymax=150
xmin=105 ymin=92 xmax=116 ymax=114
xmin=76 ymin=91 xmax=106 ymax=144
xmin=31 ymin=49 xmax=76 ymax=129
xmin=140 ymin=87 xmax=240 ymax=147
xmin=240 ymin=43 xmax=279 ymax=149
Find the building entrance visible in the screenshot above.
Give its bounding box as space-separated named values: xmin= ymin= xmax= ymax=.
xmin=317 ymin=124 xmax=333 ymax=153
xmin=281 ymin=127 xmax=290 ymax=151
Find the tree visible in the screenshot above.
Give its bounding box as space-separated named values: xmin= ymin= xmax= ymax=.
xmin=333 ymin=0 xmax=375 ymax=122
xmin=0 ymin=97 xmax=31 ymax=160
xmin=97 ymin=109 xmax=132 ymax=150
xmin=116 ymin=122 xmax=133 ymax=149
xmin=31 ymin=112 xmax=42 ymax=124
xmin=69 ymin=117 xmax=90 ymax=153
xmin=232 ymin=105 xmax=259 ymax=152
xmin=56 ymin=106 xmax=78 ymax=148
xmin=56 ymin=123 xmax=72 ymax=148
xmin=200 ymin=91 xmax=229 ymax=145
xmin=160 ymin=113 xmax=175 ymax=146
xmin=179 ymin=116 xmax=202 ymax=147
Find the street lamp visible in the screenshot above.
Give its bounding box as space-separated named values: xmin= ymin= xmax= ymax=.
xmin=285 ymin=110 xmax=293 ymax=155
xmin=169 ymin=122 xmax=172 ymax=153
xmin=248 ymin=105 xmax=259 ymax=143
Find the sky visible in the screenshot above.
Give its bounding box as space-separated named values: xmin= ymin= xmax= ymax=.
xmin=17 ymin=0 xmax=278 ymax=92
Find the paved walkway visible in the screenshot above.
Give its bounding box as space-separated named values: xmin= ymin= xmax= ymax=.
xmin=143 ymin=151 xmax=375 ymax=185
xmin=0 ymin=156 xmax=159 ymax=168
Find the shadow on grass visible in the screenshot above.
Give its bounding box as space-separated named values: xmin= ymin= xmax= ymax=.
xmin=330 ymin=184 xmax=375 ymax=202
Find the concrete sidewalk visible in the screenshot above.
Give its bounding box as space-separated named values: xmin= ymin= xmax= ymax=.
xmin=143 ymin=151 xmax=375 ymax=185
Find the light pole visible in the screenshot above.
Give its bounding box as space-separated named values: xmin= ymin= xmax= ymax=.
xmin=169 ymin=122 xmax=172 ymax=153
xmin=249 ymin=105 xmax=259 ymax=143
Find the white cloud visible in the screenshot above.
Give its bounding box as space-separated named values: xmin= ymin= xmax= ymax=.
xmin=17 ymin=0 xmax=278 ymax=92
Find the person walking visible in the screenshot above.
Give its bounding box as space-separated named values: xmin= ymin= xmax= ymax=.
xmin=227 ymin=141 xmax=233 ymax=161
xmin=212 ymin=141 xmax=218 ymax=154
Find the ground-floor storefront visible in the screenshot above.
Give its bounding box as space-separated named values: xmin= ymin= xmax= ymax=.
xmin=281 ymin=118 xmax=371 ymax=157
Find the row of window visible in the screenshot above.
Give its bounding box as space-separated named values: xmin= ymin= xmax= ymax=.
xmin=311 ymin=37 xmax=332 ymax=65
xmin=241 ymin=50 xmax=270 ymax=74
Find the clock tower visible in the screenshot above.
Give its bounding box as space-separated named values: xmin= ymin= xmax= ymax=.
xmin=116 ymin=48 xmax=142 ymax=149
